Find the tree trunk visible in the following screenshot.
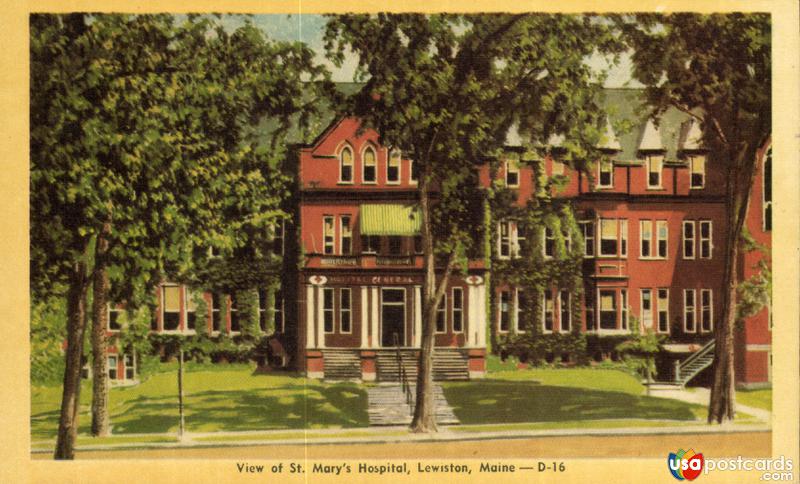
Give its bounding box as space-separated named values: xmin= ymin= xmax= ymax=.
xmin=54 ymin=260 xmax=89 ymax=459
xmin=90 ymin=221 xmax=111 ymax=436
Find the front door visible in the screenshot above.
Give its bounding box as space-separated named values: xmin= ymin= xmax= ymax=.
xmin=381 ymin=288 xmax=406 ymax=347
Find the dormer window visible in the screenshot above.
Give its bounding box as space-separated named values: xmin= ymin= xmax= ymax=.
xmin=598 ymin=160 xmax=613 ymax=188
xmin=339 ymin=146 xmax=353 ymax=183
xmin=505 ymin=160 xmax=520 ymax=188
xmin=690 ymin=156 xmax=705 ymax=189
xmin=387 ymin=150 xmax=401 ymax=184
xmin=362 ymin=147 xmax=377 ymax=183
xmin=647 ymin=156 xmax=662 ymax=188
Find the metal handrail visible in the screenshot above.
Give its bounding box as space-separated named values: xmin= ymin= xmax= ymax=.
xmin=393 ymin=333 xmax=414 ymax=413
xmin=680 ymin=339 xmax=715 ymax=371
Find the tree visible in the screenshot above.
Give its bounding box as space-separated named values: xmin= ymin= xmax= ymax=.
xmin=31 ymin=13 xmax=332 ymax=458
xmin=618 ymin=13 xmax=770 ymax=423
xmin=324 ymin=14 xmax=620 ymax=432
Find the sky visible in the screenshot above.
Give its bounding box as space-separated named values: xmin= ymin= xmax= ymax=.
xmin=219 ymin=14 xmax=641 ymax=88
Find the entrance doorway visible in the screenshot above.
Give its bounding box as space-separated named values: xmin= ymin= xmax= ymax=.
xmin=381 ymin=288 xmax=406 ymax=347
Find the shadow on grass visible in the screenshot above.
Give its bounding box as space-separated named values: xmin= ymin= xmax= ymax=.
xmin=443 ymin=380 xmax=699 ymax=424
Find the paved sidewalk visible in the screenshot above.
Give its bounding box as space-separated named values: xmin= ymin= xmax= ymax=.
xmin=647 ymin=387 xmax=772 ymax=423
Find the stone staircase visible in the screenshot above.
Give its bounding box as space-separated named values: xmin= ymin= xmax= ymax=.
xmin=375 ymin=348 xmax=469 ymax=382
xmin=322 ymin=349 xmax=362 ymax=380
xmin=367 ymin=384 xmax=460 ymax=426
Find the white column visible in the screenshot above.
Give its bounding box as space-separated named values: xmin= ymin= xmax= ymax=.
xmin=414 ymin=286 xmax=422 ymax=347
xmin=476 ymin=283 xmax=487 ymax=347
xmin=468 ymin=285 xmax=479 ymax=347
xmin=371 ymin=287 xmax=379 ymax=348
xmin=305 ymin=285 xmax=315 ymax=348
xmin=316 ymin=285 xmax=325 ymax=349
xmin=360 ymin=286 xmax=368 ymax=348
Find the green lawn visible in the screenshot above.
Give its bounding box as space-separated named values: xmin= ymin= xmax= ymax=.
xmin=442 ymin=366 xmax=707 ymax=425
xmin=31 ymin=363 xmax=368 ymax=441
xmin=736 ymin=388 xmax=772 ymax=411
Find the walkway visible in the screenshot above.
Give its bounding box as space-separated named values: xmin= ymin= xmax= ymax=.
xmin=367 ymin=383 xmax=459 ymax=426
xmin=648 ymin=386 xmax=772 ymax=423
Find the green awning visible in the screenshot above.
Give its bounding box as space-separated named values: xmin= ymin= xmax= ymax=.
xmin=360 ymin=204 xmax=421 ymax=236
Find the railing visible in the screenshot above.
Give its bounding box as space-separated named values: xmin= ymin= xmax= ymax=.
xmin=393 ymin=333 xmax=414 ymax=414
xmin=675 ymin=339 xmax=715 ymax=383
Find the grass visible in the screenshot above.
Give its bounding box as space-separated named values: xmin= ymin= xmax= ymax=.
xmin=31 ymin=362 xmax=368 ymax=441
xmin=736 ymin=388 xmax=772 ymax=411
xmin=193 ymin=429 xmax=410 ymax=443
xmin=31 ymin=434 xmax=178 ymax=450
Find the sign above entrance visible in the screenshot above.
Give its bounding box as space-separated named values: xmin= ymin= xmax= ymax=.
xmin=310 ymin=274 xmax=421 ymax=285
xmin=309 ymin=275 xmax=328 ymax=286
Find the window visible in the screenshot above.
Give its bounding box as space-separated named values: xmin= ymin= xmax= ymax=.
xmin=543 ymin=290 xmax=554 ymax=333
xmin=647 ymin=156 xmax=662 ymax=188
xmin=657 ymin=289 xmax=670 ymax=333
xmin=436 ymin=293 xmax=447 ymax=333
xmin=498 ymin=222 xmax=511 ymax=259
xmin=340 ymin=288 xmax=352 ymax=333
xmin=258 ymin=289 xmax=268 ymax=332
xmin=388 ymin=236 xmax=402 ymax=255
xmin=684 ymin=289 xmax=696 ymax=333
xmin=543 ymin=227 xmax=555 ymax=258
xmin=515 ymin=224 xmax=526 ymax=256
xmin=409 ymin=159 xmax=419 ymax=184
xmin=387 ymin=150 xmax=401 ymax=184
xmin=452 ymin=287 xmax=464 ymax=333
xmin=700 ymin=289 xmax=713 ymax=332
xmin=323 ymin=288 xmax=334 ymax=333
xmin=499 ymin=290 xmax=511 ymax=332
xmin=339 ymin=146 xmax=353 ymax=183
xmin=699 ymin=221 xmax=712 ymax=259
xmin=552 ymin=159 xmax=565 ymax=176
xmin=124 ymin=353 xmax=135 ymax=380
xmin=641 ymin=289 xmax=653 ymax=328
xmin=585 ymin=292 xmax=596 ymax=331
xmin=763 ymin=148 xmax=772 ymax=231
xmin=272 ymin=219 xmax=285 ymax=256
xmin=362 ymin=235 xmax=379 ymax=254
xmin=640 ymin=220 xmax=652 ymax=258
xmin=340 ymin=215 xmax=352 ymax=255
xmin=682 ymin=221 xmax=695 ymax=259
xmin=559 ymin=290 xmax=571 ymax=332
xmin=563 ymin=227 xmax=572 ymax=253
xmin=107 ymin=355 xmax=118 ymax=380
xmin=230 ymin=294 xmax=240 ymax=333
xmin=580 ymin=221 xmax=595 ymax=257
xmin=656 ymin=220 xmax=668 ymax=258
xmin=599 ymin=219 xmax=618 ymax=256
xmin=363 ymin=147 xmax=377 ymax=183
xmin=323 ymin=216 xmax=335 ymax=255
xmin=108 ymin=305 xmax=122 ymax=331
xmin=211 ymin=293 xmax=222 ymax=332
xmin=274 ymin=289 xmax=284 ymax=333
xmin=185 ymin=290 xmax=197 ymax=331
xmin=599 ymin=289 xmax=617 ymax=330
xmin=621 ymin=289 xmax=628 ymax=330
xmin=598 ymin=160 xmax=613 ymax=188
xmin=515 ymin=289 xmax=527 ymax=333
xmin=413 ymin=235 xmax=423 ymax=254
xmin=620 ymin=220 xmax=628 ymax=257
xmin=505 ymin=160 xmax=519 ymax=187
xmin=690 ymin=156 xmax=705 ymax=188
xmin=162 ymin=285 xmax=180 ymax=331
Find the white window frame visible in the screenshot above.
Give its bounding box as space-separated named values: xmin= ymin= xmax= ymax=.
xmin=598 ymin=218 xmax=619 ymax=258
xmin=543 ymin=226 xmax=555 ymax=259
xmin=338 ymin=145 xmax=354 ymax=184
xmin=505 ymin=159 xmax=520 ymax=188
xmin=387 ymin=149 xmax=401 ymax=185
xmin=656 ymin=220 xmax=668 ymax=259
xmin=620 ymin=219 xmax=628 ymax=257
xmin=107 ymin=304 xmax=122 ymax=332
xmin=640 ymin=220 xmax=653 ymax=258
xmin=514 ymin=288 xmax=526 ymax=333
xmin=682 ymin=220 xmax=696 ymax=260
xmin=597 ymin=160 xmax=614 ymax=189
xmin=597 ymin=288 xmax=618 ymax=331
xmin=161 ymin=284 xmax=182 ymax=333
xmin=435 ymin=292 xmax=447 ymax=334
xmin=580 ymin=221 xmax=595 ymax=258
xmin=690 ymin=155 xmax=705 ymax=189
xmin=683 ymin=289 xmax=697 ymax=333
xmin=452 ymin=287 xmax=464 ymax=333
xmin=323 ymin=216 xmax=335 ymax=255
xmin=657 ymin=288 xmax=670 ymax=334
xmin=362 ymin=145 xmax=377 ymax=184
xmin=700 ymin=289 xmax=713 ymax=333
xmin=498 ymin=290 xmax=511 ymax=333
xmin=621 ymin=289 xmax=629 ymax=331
xmin=641 ymin=288 xmax=653 ymax=329
xmin=646 ymin=155 xmax=662 ymax=189
xmin=323 ymin=288 xmax=335 ymax=334
xmin=340 ymin=288 xmax=352 ymax=334
xmin=340 ymin=215 xmax=352 ymax=255
xmin=699 ymin=220 xmax=713 ymax=259
xmin=107 ymin=355 xmax=118 ymax=380
xmin=559 ymin=290 xmax=571 ymax=332
xmin=542 ymin=290 xmax=554 ymax=333
xmin=184 ymin=288 xmax=198 ymax=334
xmin=123 ymin=352 xmax=136 ymax=380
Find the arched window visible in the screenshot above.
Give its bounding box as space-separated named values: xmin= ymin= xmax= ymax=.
xmin=387 ymin=149 xmax=401 ymax=184
xmin=339 ymin=146 xmax=353 ymax=183
xmin=362 ymin=146 xmax=377 ymax=183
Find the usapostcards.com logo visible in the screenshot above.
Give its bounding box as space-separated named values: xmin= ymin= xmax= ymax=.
xmin=668 ymin=449 xmax=705 ymax=481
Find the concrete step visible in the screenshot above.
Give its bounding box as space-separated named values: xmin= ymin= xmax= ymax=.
xmin=367 ymin=384 xmax=459 ymax=426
